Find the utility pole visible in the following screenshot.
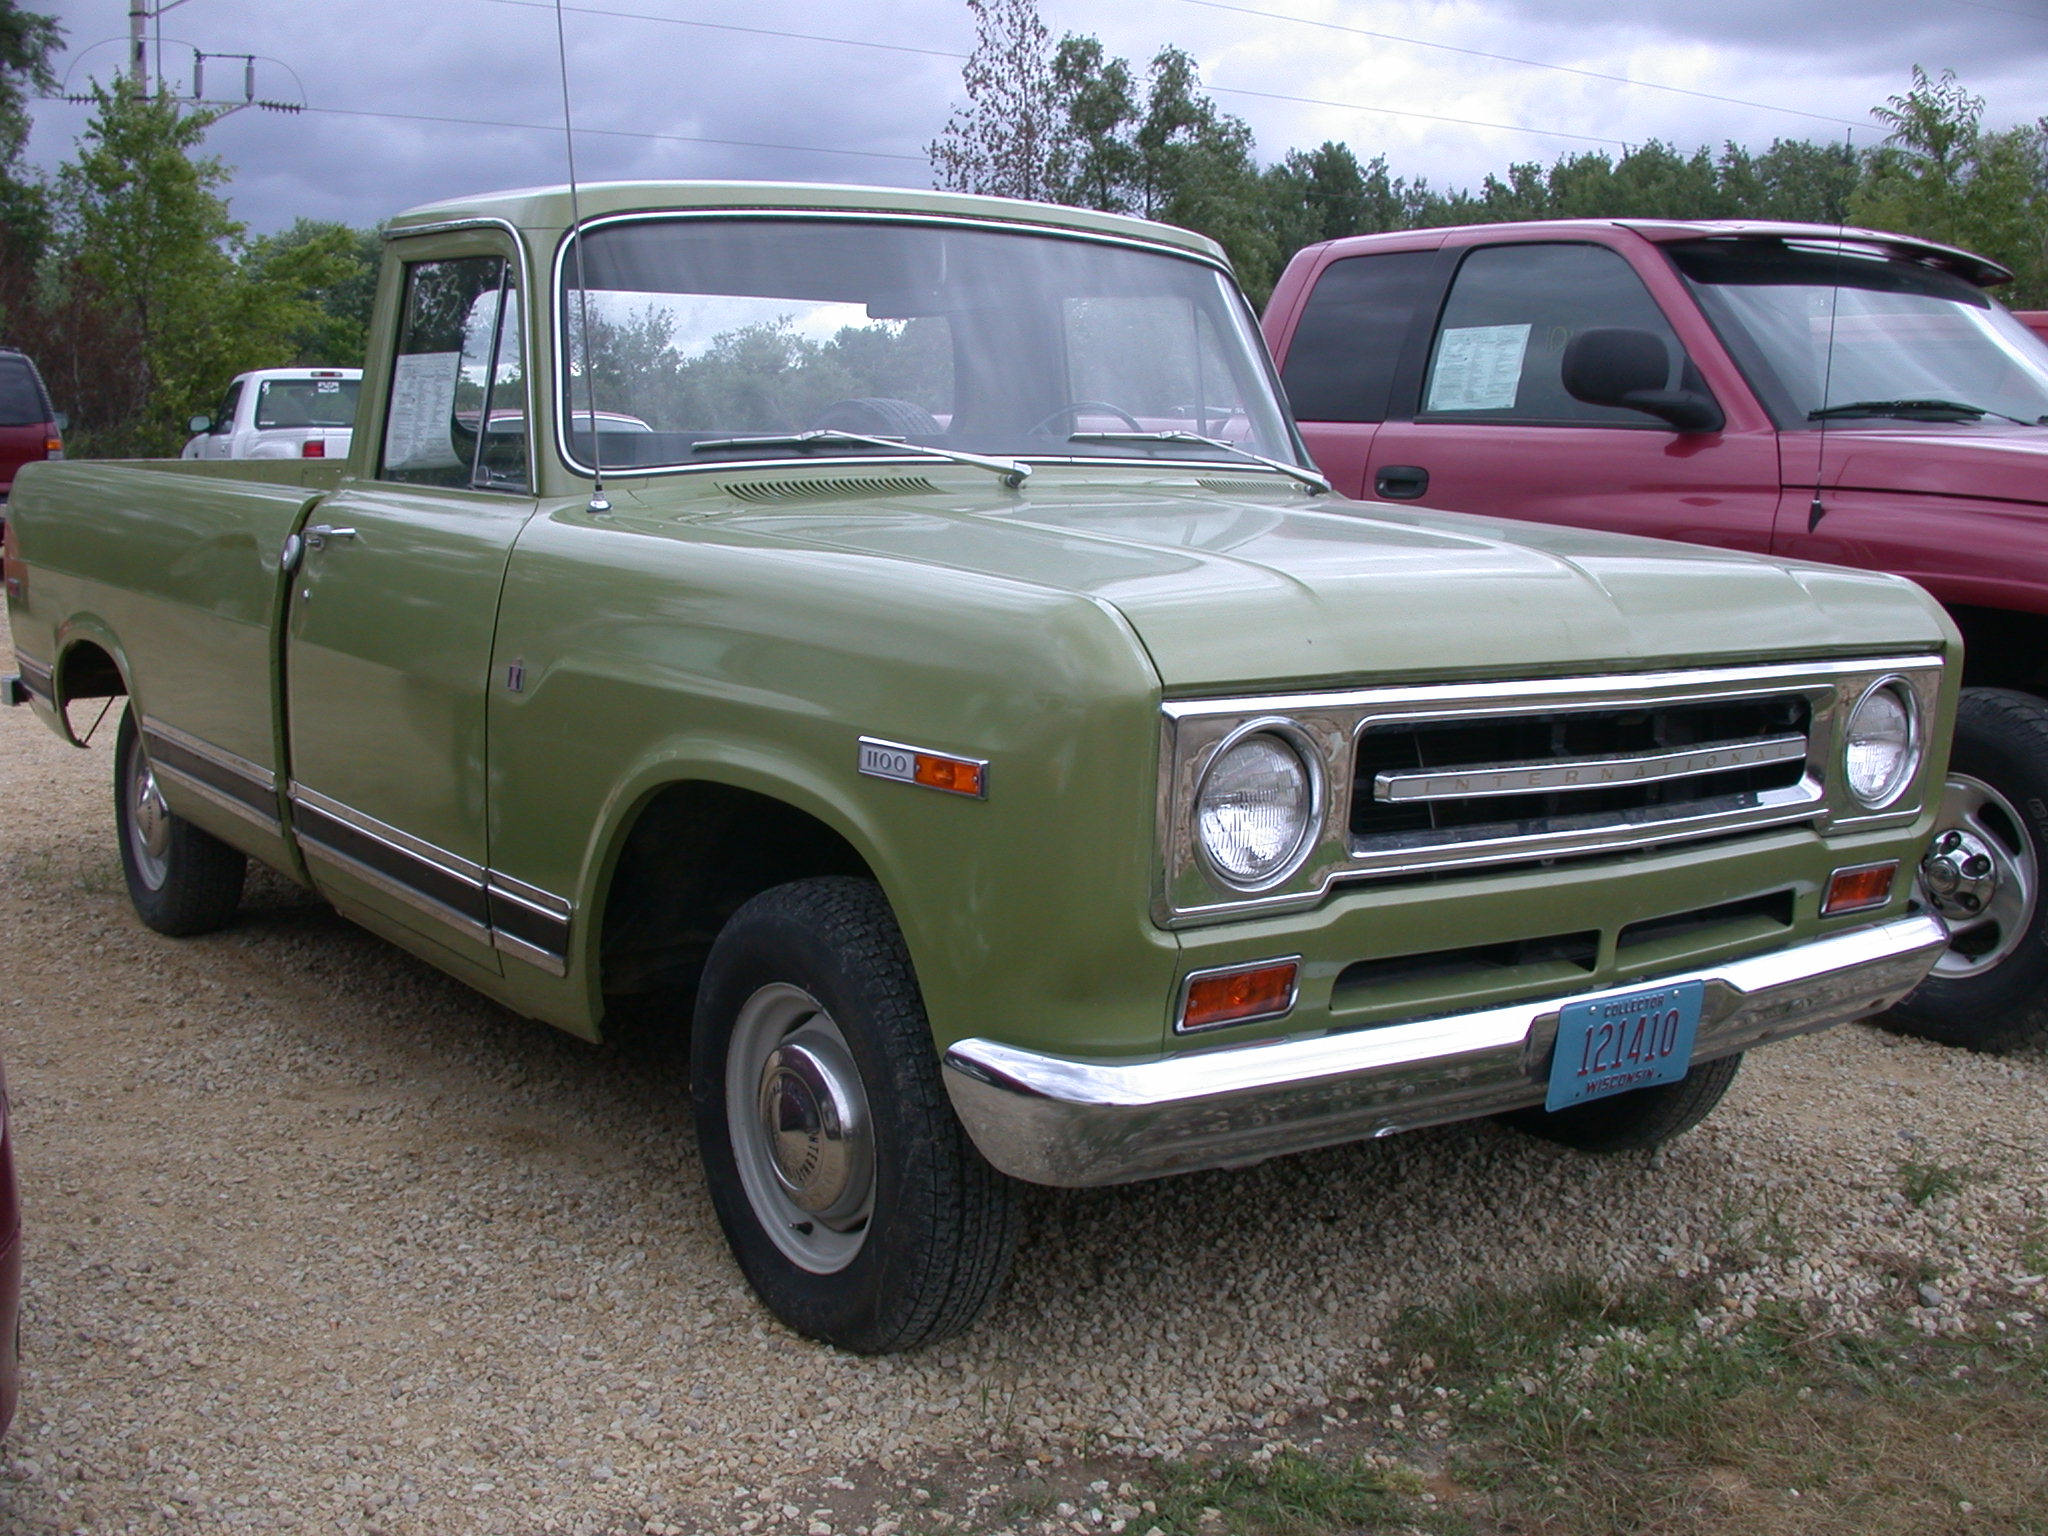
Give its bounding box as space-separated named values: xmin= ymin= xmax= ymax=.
xmin=129 ymin=0 xmax=148 ymax=88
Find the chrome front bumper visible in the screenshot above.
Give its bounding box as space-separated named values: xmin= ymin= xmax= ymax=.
xmin=942 ymin=913 xmax=1946 ymax=1187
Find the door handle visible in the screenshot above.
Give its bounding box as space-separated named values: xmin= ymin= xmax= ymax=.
xmin=304 ymin=524 xmax=357 ymax=550
xmin=1374 ymin=465 xmax=1429 ymax=500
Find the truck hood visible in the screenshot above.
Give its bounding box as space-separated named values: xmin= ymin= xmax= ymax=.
xmin=1808 ymin=422 xmax=2048 ymax=508
xmin=656 ymin=481 xmax=1947 ymax=691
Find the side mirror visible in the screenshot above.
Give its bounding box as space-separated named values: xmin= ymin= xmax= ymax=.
xmin=189 ymin=415 xmax=212 ymax=434
xmin=1562 ymin=327 xmax=1724 ymax=433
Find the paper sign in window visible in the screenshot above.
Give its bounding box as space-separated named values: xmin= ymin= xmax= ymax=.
xmin=1426 ymin=323 xmax=1531 ymax=413
xmin=383 ymin=351 xmax=463 ymax=470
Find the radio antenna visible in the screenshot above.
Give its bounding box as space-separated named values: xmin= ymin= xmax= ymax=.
xmin=554 ymin=0 xmax=610 ymax=515
xmin=1809 ymin=128 xmax=1854 ymax=534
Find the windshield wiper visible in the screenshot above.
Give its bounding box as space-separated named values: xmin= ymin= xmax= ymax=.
xmin=691 ymin=429 xmax=1029 ymax=488
xmin=1067 ymin=430 xmax=1331 ymax=494
xmin=1808 ymin=398 xmax=2046 ymax=426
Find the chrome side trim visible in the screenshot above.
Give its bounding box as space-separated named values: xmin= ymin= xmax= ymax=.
xmin=10 ymin=653 xmax=52 ymax=705
xmin=139 ymin=716 xmax=282 ymax=835
xmin=290 ymin=783 xmax=486 ymax=884
xmin=299 ymin=840 xmax=494 ymax=948
xmin=1374 ymin=734 xmax=1807 ymax=803
xmin=943 ymin=914 xmax=1946 ymax=1187
xmin=286 ymin=783 xmax=572 ymax=973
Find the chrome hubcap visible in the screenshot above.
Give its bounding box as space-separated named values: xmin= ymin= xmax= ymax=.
xmin=1921 ymin=774 xmax=2038 ymax=980
xmin=726 ymin=983 xmax=874 ymax=1273
xmin=126 ymin=735 xmax=172 ymax=890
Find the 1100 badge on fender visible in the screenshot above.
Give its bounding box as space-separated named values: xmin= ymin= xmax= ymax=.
xmin=1547 ymin=981 xmax=1705 ymax=1112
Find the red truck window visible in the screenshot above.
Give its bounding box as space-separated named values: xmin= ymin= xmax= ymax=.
xmin=1422 ymin=244 xmax=1684 ymax=426
xmin=1279 ymin=250 xmax=1437 ymax=423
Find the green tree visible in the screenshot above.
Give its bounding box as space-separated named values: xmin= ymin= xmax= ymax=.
xmin=245 ymin=219 xmax=382 ymax=366
xmin=50 ymin=81 xmax=356 ymax=453
xmin=929 ymin=0 xmax=1070 ymax=201
xmin=0 ymin=1 xmax=63 ymax=332
xmin=1853 ymin=66 xmax=2048 ymax=304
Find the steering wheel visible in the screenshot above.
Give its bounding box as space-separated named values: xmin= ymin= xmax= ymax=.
xmin=1027 ymin=399 xmax=1146 ymax=437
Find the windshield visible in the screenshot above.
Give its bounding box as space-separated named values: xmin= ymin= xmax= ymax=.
xmin=556 ymin=216 xmax=1299 ymax=472
xmin=1670 ymin=240 xmax=2048 ymax=427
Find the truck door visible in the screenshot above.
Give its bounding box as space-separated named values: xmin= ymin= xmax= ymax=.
xmin=1358 ymin=241 xmax=1780 ymax=552
xmin=283 ymin=243 xmax=535 ymax=975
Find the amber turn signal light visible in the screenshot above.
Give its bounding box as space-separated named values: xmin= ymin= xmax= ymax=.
xmin=912 ymin=754 xmax=984 ymax=797
xmin=1822 ymin=860 xmax=1898 ymax=917
xmin=1179 ymin=959 xmax=1299 ymax=1032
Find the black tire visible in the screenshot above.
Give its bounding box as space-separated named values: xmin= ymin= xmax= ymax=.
xmin=691 ymin=877 xmax=1018 ymax=1353
xmin=1500 ymin=1052 xmax=1743 ymax=1154
xmin=113 ymin=706 xmax=246 ymax=937
xmin=808 ymin=398 xmax=944 ymax=438
xmin=1888 ymin=688 xmax=2048 ymax=1053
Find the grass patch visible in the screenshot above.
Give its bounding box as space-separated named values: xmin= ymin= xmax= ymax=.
xmin=1899 ymin=1157 xmax=1971 ymax=1206
xmin=1389 ymin=1273 xmax=2048 ymax=1535
xmin=1144 ymin=1450 xmax=1442 ymax=1535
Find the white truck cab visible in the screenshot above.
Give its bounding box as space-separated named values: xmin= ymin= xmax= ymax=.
xmin=181 ymin=368 xmax=362 ymax=461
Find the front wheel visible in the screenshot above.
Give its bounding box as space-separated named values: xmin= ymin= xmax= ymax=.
xmin=691 ymin=878 xmax=1018 ymax=1353
xmin=1500 ymin=1053 xmax=1743 ymax=1153
xmin=114 ymin=706 xmax=246 ymax=936
xmin=1888 ymin=688 xmax=2048 ymax=1053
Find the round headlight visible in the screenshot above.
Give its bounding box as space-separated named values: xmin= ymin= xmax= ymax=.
xmin=1196 ymin=728 xmax=1317 ymax=888
xmin=1843 ymin=681 xmax=1919 ymax=808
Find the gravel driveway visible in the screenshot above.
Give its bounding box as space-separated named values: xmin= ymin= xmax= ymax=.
xmin=2 ymin=608 xmax=2044 ymax=1536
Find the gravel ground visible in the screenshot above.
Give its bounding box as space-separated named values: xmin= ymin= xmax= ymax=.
xmin=1 ymin=605 xmax=2045 ymax=1536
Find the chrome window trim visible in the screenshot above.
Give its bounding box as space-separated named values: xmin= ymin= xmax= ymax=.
xmin=378 ymin=218 xmax=534 ymax=497
xmin=548 ymin=208 xmax=1305 ymax=483
xmin=1156 ymin=654 xmax=1944 ymax=925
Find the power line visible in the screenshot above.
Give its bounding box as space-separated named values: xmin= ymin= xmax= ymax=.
xmin=474 ymin=0 xmax=968 ymax=63
xmin=1211 ymin=84 xmax=1624 ymax=149
xmin=1169 ymin=0 xmax=1870 ymax=131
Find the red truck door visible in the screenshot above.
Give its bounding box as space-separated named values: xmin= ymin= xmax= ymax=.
xmin=1289 ymin=238 xmax=1781 ymax=553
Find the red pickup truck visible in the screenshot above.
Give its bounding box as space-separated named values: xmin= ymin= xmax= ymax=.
xmin=1264 ymin=220 xmax=2048 ymax=1052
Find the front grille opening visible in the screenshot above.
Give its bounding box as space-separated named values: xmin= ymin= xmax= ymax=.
xmin=1331 ymin=930 xmax=1598 ymax=1015
xmin=1616 ymin=889 xmax=1797 ymax=972
xmin=1353 ymin=696 xmax=1811 ymax=841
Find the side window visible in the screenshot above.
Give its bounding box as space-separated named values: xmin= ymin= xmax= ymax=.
xmin=1421 ymin=244 xmax=1685 ymax=425
xmin=212 ymin=381 xmax=243 ymax=434
xmin=379 ymin=255 xmax=528 ymax=491
xmin=1279 ymin=250 xmax=1439 ymax=423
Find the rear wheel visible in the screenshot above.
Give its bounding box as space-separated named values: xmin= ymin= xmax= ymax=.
xmin=1889 ymin=688 xmax=2048 ymax=1053
xmin=114 ymin=706 xmax=246 ymax=936
xmin=1501 ymin=1053 xmax=1743 ymax=1153
xmin=691 ymin=877 xmax=1018 ymax=1353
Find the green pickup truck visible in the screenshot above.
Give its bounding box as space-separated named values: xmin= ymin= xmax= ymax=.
xmin=2 ymin=183 xmax=1957 ymax=1352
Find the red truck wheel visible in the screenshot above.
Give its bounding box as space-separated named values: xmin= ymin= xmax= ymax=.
xmin=691 ymin=877 xmax=1019 ymax=1353
xmin=1890 ymin=689 xmax=2048 ymax=1053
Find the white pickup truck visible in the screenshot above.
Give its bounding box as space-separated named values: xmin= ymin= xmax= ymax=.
xmin=181 ymin=368 xmax=362 ymax=461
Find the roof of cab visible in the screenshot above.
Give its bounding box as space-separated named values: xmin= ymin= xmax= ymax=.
xmin=385 ymin=181 xmax=1228 ymax=264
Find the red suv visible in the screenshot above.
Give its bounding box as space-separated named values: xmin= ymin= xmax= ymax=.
xmin=0 ymin=348 xmax=63 ymax=573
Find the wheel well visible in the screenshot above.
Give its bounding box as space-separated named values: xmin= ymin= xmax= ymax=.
xmin=1948 ymin=606 xmax=2048 ymax=697
xmin=598 ymin=780 xmax=874 ymax=1002
xmin=57 ymin=639 xmax=126 ymax=702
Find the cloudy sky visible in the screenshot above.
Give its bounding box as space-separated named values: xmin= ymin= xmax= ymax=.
xmin=20 ymin=0 xmax=2048 ymax=236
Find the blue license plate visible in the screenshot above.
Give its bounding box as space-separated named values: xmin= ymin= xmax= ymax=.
xmin=1546 ymin=981 xmax=1704 ymax=1112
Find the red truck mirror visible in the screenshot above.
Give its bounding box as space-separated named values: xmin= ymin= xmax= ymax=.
xmin=1562 ymin=327 xmax=1724 ymax=433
